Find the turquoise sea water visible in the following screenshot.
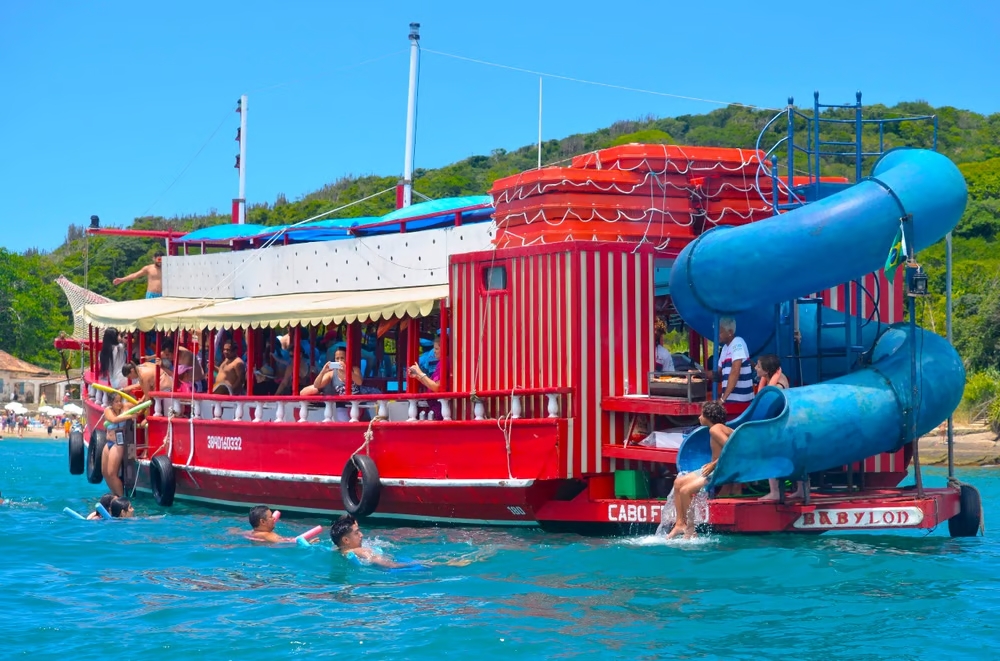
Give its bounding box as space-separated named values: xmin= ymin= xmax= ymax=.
xmin=2 ymin=438 xmax=998 ymax=659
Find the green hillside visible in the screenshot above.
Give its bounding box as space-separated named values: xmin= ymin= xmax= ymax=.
xmin=3 ymin=100 xmax=1000 ymax=424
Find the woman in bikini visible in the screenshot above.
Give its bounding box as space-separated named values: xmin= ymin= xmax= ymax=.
xmin=755 ymin=354 xmax=803 ymax=502
xmin=100 ymin=393 xmax=139 ymax=497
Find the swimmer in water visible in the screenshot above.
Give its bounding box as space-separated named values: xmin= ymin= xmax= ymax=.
xmin=86 ymin=493 xmax=116 ymax=520
xmin=330 ymin=515 xmax=474 ymax=569
xmin=109 ymin=496 xmax=134 ymax=518
xmin=247 ymin=505 xmax=288 ymax=543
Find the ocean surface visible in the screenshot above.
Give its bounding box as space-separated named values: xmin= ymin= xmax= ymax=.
xmin=1 ymin=438 xmax=998 ymax=660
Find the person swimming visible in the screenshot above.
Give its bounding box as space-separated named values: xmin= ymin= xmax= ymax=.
xmin=247 ymin=505 xmax=288 ymax=543
xmin=86 ymin=493 xmax=116 ymax=520
xmin=329 ymin=515 xmax=474 ymax=569
xmin=109 ymin=496 xmax=134 ymax=518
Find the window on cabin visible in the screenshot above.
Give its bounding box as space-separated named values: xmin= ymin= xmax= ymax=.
xmin=482 ymin=265 xmax=508 ymax=292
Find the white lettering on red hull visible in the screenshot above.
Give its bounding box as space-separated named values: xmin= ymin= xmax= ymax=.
xmin=206 ymin=435 xmax=243 ymax=451
xmin=607 ymin=503 xmax=661 ymax=523
xmin=792 ymin=507 xmax=924 ymax=530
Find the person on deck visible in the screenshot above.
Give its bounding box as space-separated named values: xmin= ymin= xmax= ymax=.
xmin=158 ymin=337 xmax=205 ymax=387
xmin=101 ymin=394 xmax=140 ymax=497
xmin=667 ymin=401 xmax=733 ymax=539
xmin=99 ymin=328 xmax=129 ymax=390
xmin=122 ymin=361 xmax=172 ymax=400
xmin=252 ymin=365 xmax=280 ymax=396
xmin=408 ymin=336 xmax=442 ymax=392
xmin=654 ymin=319 xmax=675 ymax=373
xmin=754 ymin=354 xmax=804 ymax=502
xmin=716 ymin=317 xmax=753 ymax=407
xmin=213 ymin=340 xmax=247 ymax=395
xmin=113 ymin=251 xmax=163 ymax=298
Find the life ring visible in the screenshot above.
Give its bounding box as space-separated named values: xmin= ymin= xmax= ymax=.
xmin=340 ymin=454 xmax=380 ymax=518
xmin=86 ymin=429 xmax=106 ymax=484
xmin=68 ymin=430 xmax=85 ymax=475
xmin=948 ymin=483 xmax=983 ymax=537
xmin=149 ymin=455 xmax=176 ymax=506
xmin=91 ymin=383 xmax=139 ymax=405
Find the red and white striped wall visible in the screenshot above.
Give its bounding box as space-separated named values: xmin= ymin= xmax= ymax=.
xmin=822 ymin=266 xmax=909 ymax=475
xmin=451 ymin=243 xmax=654 ymax=479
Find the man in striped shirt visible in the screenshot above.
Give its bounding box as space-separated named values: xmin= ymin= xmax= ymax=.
xmin=717 ymin=317 xmax=754 ymax=407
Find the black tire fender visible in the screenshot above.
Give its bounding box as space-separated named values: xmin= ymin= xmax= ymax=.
xmin=86 ymin=429 xmax=106 ymax=484
xmin=149 ymin=455 xmax=176 ymax=507
xmin=340 ymin=454 xmax=381 ymax=518
xmin=68 ymin=430 xmax=85 ymax=475
xmin=948 ymin=484 xmax=982 ymax=538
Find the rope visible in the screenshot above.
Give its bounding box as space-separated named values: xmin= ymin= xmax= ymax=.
xmin=352 ymin=414 xmax=387 ymax=458
xmin=422 ymin=48 xmax=778 ymax=110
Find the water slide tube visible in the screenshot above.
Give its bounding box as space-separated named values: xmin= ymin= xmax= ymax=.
xmin=670 ymin=149 xmax=968 ymax=484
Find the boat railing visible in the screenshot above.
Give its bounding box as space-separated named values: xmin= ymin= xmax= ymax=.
xmin=85 ymin=380 xmax=570 ymax=424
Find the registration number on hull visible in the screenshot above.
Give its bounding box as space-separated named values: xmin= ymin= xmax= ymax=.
xmin=792 ymin=507 xmax=924 ymax=530
xmin=607 ymin=503 xmax=660 ymax=523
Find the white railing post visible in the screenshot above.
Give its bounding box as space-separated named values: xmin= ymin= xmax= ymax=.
xmin=474 ymin=400 xmax=485 ymax=421
xmin=323 ymin=401 xmax=334 ymax=423
xmin=407 ymin=400 xmax=418 ymax=421
xmin=350 ymin=400 xmax=361 ymax=423
xmin=275 ymin=402 xmax=285 ymax=423
xmin=171 ymin=399 xmax=182 ymax=416
xmin=298 ymin=401 xmax=309 ymax=423
xmin=546 ymin=393 xmax=560 ymax=418
xmin=235 ymin=401 xmax=244 ymax=421
xmin=253 ymin=402 xmax=263 ymax=422
xmin=440 ymin=399 xmax=452 ymax=421
xmin=191 ymin=399 xmax=200 ymax=419
xmin=377 ymin=401 xmax=388 ymax=419
xmin=511 ymin=395 xmax=522 ymax=419
xmin=213 ymin=401 xmax=222 ymax=420
xmin=154 ymin=397 xmax=163 ymax=417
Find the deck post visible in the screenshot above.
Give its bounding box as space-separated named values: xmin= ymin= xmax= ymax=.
xmin=440 ymin=399 xmax=452 ymax=421
xmin=324 ymin=401 xmax=334 ymax=423
xmin=350 ymin=400 xmax=360 ymax=422
xmin=546 ymin=393 xmax=560 ymax=418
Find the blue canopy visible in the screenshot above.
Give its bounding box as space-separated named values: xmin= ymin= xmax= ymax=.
xmin=177 ymin=224 xmax=271 ymax=242
xmin=174 ymin=196 xmax=495 ymax=245
xmin=356 ymin=196 xmax=493 ymax=235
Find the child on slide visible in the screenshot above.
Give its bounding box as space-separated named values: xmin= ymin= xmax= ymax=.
xmin=667 ymin=402 xmax=733 ymax=539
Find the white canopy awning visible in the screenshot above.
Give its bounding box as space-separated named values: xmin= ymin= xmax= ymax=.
xmin=83 ymin=297 xmax=222 ymax=332
xmin=84 ymin=286 xmax=448 ymax=332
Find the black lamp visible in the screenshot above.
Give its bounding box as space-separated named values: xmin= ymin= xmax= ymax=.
xmin=89 ymin=215 xmax=100 ymax=229
xmin=908 ymin=266 xmax=929 ymax=297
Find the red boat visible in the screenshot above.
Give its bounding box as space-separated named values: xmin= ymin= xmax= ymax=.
xmin=65 ymin=32 xmax=981 ymax=538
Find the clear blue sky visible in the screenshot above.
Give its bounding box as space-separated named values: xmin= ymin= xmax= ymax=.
xmin=2 ymin=0 xmax=997 ymax=253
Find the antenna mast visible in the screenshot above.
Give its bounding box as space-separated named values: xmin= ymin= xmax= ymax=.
xmin=399 ymin=22 xmax=420 ymax=209
xmin=234 ymin=95 xmax=248 ymax=224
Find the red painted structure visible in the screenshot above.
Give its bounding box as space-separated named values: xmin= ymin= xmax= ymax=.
xmin=77 ymin=144 xmax=963 ymax=535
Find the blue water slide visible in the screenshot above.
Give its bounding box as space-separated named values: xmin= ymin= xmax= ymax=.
xmin=670 ymin=149 xmax=968 ymax=483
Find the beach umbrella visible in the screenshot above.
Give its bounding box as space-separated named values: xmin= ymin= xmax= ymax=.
xmin=38 ymin=406 xmax=53 ymax=414
xmin=48 ymin=408 xmax=64 ymax=416
xmin=63 ymin=403 xmax=84 ymax=415
xmin=4 ymin=402 xmax=21 ymax=412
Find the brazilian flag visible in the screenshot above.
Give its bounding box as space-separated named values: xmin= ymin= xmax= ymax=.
xmin=884 ymin=224 xmax=907 ymax=284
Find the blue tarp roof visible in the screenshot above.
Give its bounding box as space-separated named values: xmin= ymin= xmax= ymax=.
xmin=174 ymin=196 xmax=494 ymax=245
xmin=178 ymin=224 xmax=271 ymax=242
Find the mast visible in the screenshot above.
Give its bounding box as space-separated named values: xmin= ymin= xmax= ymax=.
xmin=400 ymin=22 xmax=420 ymax=209
xmin=234 ymin=95 xmax=248 ymax=224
